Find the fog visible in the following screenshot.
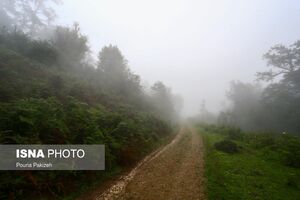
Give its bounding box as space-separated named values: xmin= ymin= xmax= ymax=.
xmin=1 ymin=1 xmax=300 ymax=198
xmin=53 ymin=0 xmax=300 ymax=117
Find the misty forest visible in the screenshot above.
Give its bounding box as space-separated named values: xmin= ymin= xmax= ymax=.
xmin=0 ymin=0 xmax=299 ymax=200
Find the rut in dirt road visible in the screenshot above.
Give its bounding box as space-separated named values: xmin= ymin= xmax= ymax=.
xmin=96 ymin=126 xmax=206 ymax=200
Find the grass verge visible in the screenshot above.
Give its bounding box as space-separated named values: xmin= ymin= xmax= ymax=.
xmin=198 ymin=125 xmax=300 ymax=200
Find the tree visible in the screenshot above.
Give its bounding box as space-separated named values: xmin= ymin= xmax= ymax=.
xmin=256 ymin=40 xmax=300 ymax=134
xmin=52 ymin=23 xmax=90 ymax=69
xmin=257 ymin=41 xmax=300 ymax=81
xmin=97 ymin=45 xmax=142 ymax=99
xmin=223 ymin=81 xmax=263 ymax=131
xmin=150 ymin=81 xmax=177 ymax=122
xmin=98 ymin=45 xmax=128 ymax=76
xmin=0 ymin=1 xmax=15 ymax=28
xmin=0 ymin=0 xmax=61 ymax=35
xmin=197 ymin=100 xmax=216 ymax=124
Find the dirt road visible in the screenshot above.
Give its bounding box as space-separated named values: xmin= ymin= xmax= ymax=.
xmin=94 ymin=126 xmax=205 ymax=200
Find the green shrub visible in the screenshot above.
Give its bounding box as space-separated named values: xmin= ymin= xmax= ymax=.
xmin=227 ymin=127 xmax=243 ymax=140
xmin=214 ymin=140 xmax=240 ymax=154
xmin=285 ymin=152 xmax=300 ymax=168
xmin=286 ymin=174 xmax=299 ymax=188
xmin=27 ymin=40 xmax=58 ymax=65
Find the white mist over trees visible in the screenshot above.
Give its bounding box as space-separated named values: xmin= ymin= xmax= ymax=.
xmin=1 ymin=1 xmax=300 ymax=199
xmin=218 ymin=40 xmax=300 ymax=135
xmin=53 ymin=23 xmax=90 ymax=68
xmin=51 ymin=0 xmax=300 ymax=117
xmin=150 ymin=81 xmax=178 ymax=123
xmin=0 ymin=0 xmax=182 ymax=124
xmin=0 ymin=0 xmax=61 ymax=35
xmin=1 ymin=0 xmax=300 ymax=133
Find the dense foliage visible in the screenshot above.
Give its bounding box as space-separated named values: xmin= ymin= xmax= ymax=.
xmin=0 ymin=25 xmax=177 ymax=199
xmin=0 ymin=3 xmax=181 ymax=198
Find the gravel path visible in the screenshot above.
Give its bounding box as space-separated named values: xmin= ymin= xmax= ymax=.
xmin=93 ymin=125 xmax=205 ymax=200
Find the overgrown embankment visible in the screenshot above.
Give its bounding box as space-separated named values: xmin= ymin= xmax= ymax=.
xmin=197 ymin=124 xmax=300 ymax=200
xmin=0 ymin=30 xmax=177 ymax=199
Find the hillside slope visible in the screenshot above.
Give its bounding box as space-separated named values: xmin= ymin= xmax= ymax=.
xmin=0 ymin=32 xmax=175 ymax=199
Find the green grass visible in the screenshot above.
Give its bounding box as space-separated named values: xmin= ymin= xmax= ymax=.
xmin=199 ymin=125 xmax=300 ymax=200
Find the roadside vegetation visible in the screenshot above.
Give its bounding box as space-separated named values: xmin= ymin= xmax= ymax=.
xmin=194 ymin=34 xmax=300 ymax=200
xmin=198 ymin=124 xmax=300 ymax=200
xmin=0 ymin=1 xmax=181 ymax=199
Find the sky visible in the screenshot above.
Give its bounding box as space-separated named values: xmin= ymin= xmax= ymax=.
xmin=54 ymin=0 xmax=300 ymax=116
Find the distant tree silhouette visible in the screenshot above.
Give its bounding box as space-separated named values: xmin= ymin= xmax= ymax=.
xmin=53 ymin=23 xmax=90 ymax=69
xmin=0 ymin=0 xmax=61 ymax=35
xmin=257 ymin=41 xmax=300 ymax=81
